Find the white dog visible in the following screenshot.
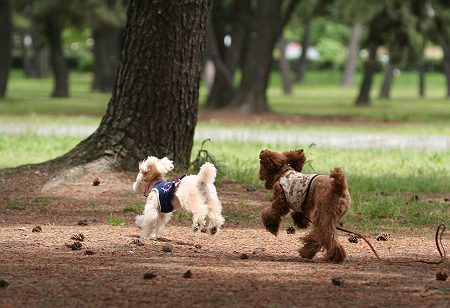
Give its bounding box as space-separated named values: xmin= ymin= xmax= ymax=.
xmin=132 ymin=156 xmax=225 ymax=240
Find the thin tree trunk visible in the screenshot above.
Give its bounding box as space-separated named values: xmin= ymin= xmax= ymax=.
xmin=418 ymin=38 xmax=426 ymax=98
xmin=342 ymin=22 xmax=363 ymax=87
xmin=46 ymin=16 xmax=69 ymax=97
xmin=355 ymin=44 xmax=378 ymax=106
xmin=379 ymin=63 xmax=395 ymax=99
xmin=0 ymin=0 xmax=12 ymax=98
xmin=45 ymin=0 xmax=208 ymax=173
xmin=278 ymin=35 xmax=293 ymax=95
xmin=296 ymin=18 xmax=311 ymax=84
xmin=92 ymin=15 xmax=122 ymax=92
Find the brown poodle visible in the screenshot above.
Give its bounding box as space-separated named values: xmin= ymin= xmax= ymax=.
xmin=259 ymin=149 xmax=351 ymax=263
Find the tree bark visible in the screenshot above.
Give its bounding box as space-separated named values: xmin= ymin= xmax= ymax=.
xmin=341 ymin=22 xmax=363 ymax=87
xmin=224 ymin=0 xmax=252 ymax=75
xmin=205 ymin=20 xmax=236 ymax=109
xmin=205 ymin=0 xmax=251 ymax=109
xmin=46 ymin=16 xmax=69 ymax=97
xmin=0 ymin=0 xmax=12 ymax=98
xmin=44 ymin=0 xmax=208 ymax=175
xmin=379 ymin=63 xmax=395 ymax=99
xmin=355 ymin=44 xmax=377 ymax=106
xmin=92 ymin=15 xmax=122 ymax=92
xmin=296 ymin=18 xmax=311 ymax=84
xmin=234 ymin=0 xmax=300 ymax=114
xmin=442 ymin=41 xmax=450 ymax=98
xmin=278 ymin=35 xmax=293 ymax=95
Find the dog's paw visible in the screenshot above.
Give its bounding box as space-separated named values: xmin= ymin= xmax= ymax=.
xmin=209 ymin=226 xmax=218 ymax=235
xmin=192 ymin=224 xmax=200 ymax=232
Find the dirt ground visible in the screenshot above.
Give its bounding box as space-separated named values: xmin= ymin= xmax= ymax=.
xmin=0 ymin=167 xmax=448 ymax=308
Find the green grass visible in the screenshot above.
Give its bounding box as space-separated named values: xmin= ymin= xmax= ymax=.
xmin=191 ymin=140 xmax=450 ymax=230
xmin=107 ymin=213 xmax=124 ymax=226
xmin=0 ymin=134 xmax=81 ymax=169
xmin=1 ymin=70 xmax=449 ymax=230
xmin=123 ymin=204 xmax=144 ymax=214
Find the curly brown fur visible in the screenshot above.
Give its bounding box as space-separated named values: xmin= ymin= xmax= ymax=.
xmin=261 ymin=182 xmax=290 ymax=235
xmin=259 ymin=149 xmax=351 ymax=263
xmin=290 ymin=211 xmax=310 ymax=229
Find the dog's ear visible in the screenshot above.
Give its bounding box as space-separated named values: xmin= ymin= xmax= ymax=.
xmin=259 ymin=149 xmax=276 ymax=168
xmin=283 ymin=149 xmax=306 ymax=172
xmin=158 ymin=157 xmax=174 ymax=173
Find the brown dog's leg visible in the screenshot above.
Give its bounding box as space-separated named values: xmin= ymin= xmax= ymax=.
xmin=314 ymin=199 xmax=347 ymax=263
xmin=261 ymin=183 xmax=290 ymax=236
xmin=299 ymin=231 xmax=321 ymax=259
xmin=290 ymin=211 xmax=310 ymax=229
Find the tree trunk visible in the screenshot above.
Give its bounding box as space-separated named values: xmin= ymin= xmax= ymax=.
xmin=46 ymin=16 xmax=69 ymax=97
xmin=0 ymin=0 xmax=12 ymax=98
xmin=341 ymin=22 xmax=363 ymax=87
xmin=296 ymin=18 xmax=311 ymax=84
xmin=205 ymin=21 xmax=236 ymax=109
xmin=205 ymin=0 xmax=251 ymax=109
xmin=442 ymin=41 xmax=450 ymax=98
xmin=278 ymin=35 xmax=292 ymax=95
xmin=355 ymin=44 xmax=377 ymax=106
xmin=234 ymin=0 xmax=299 ymax=113
xmin=92 ymin=15 xmax=122 ymax=92
xmin=224 ymin=0 xmax=252 ymax=76
xmin=45 ymin=0 xmax=208 ymax=175
xmin=379 ymin=63 xmax=395 ymax=99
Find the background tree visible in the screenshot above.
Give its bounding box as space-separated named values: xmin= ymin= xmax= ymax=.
xmin=91 ymin=0 xmax=126 ymax=92
xmin=205 ymin=0 xmax=251 ymax=109
xmin=41 ymin=0 xmax=208 ymax=181
xmin=291 ymin=0 xmax=319 ymax=84
xmin=0 ymin=0 xmax=12 ymax=98
xmin=278 ymin=34 xmax=293 ymax=94
xmin=12 ymin=1 xmax=89 ymax=97
xmin=432 ymin=0 xmax=450 ymax=98
xmin=334 ymin=0 xmax=378 ymax=87
xmin=233 ymin=0 xmax=300 ymax=113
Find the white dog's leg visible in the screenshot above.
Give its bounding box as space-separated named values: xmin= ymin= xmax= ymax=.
xmin=204 ymin=185 xmax=225 ymax=235
xmin=137 ymin=193 xmax=160 ymax=240
xmin=186 ymin=191 xmax=208 ymax=232
xmin=155 ymin=212 xmax=172 ymax=235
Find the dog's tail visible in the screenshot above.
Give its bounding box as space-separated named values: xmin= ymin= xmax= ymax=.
xmin=197 ymin=162 xmax=217 ymax=184
xmin=329 ymin=166 xmax=348 ymax=193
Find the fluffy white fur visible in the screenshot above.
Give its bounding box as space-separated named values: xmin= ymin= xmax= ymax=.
xmin=133 ymin=156 xmax=225 ymax=240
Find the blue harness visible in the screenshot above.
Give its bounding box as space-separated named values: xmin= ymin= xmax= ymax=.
xmin=153 ymin=175 xmax=185 ymax=213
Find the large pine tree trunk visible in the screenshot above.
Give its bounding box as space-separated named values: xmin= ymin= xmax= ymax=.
xmin=92 ymin=15 xmax=122 ymax=92
xmin=0 ymin=0 xmax=12 ymax=98
xmin=278 ymin=35 xmax=292 ymax=95
xmin=355 ymin=44 xmax=378 ymax=106
xmin=379 ymin=63 xmax=395 ymax=99
xmin=296 ymin=18 xmax=311 ymax=84
xmin=341 ymin=22 xmax=362 ymax=87
xmin=44 ymin=0 xmax=208 ymax=176
xmin=46 ymin=16 xmax=69 ymax=97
